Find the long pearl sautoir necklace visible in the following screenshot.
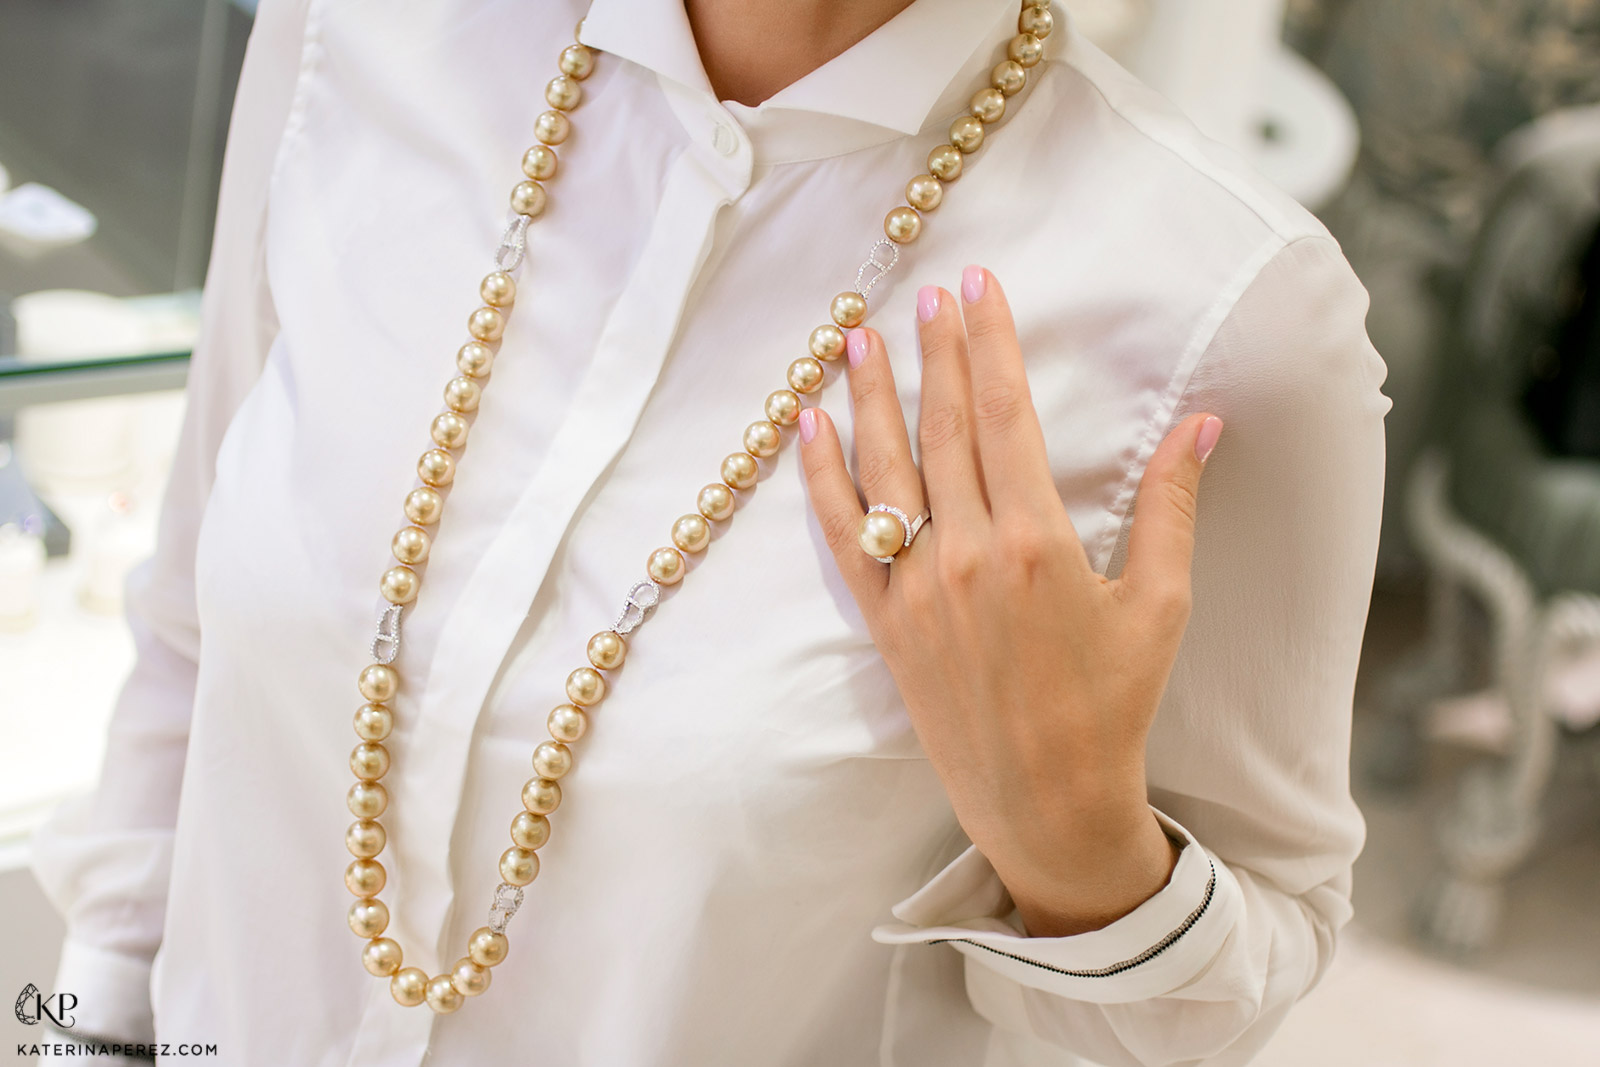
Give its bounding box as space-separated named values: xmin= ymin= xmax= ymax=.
xmin=344 ymin=0 xmax=1058 ymax=1014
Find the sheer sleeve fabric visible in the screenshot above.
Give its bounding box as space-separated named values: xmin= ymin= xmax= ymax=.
xmin=875 ymin=234 xmax=1390 ymax=1067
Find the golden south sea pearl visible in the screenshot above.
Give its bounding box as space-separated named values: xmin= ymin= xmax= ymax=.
xmin=468 ymin=306 xmax=506 ymax=342
xmin=522 ymin=144 xmax=557 ymax=180
xmin=928 ymin=144 xmax=963 ymax=182
xmin=533 ymin=740 xmax=574 ymax=779
xmin=992 ymin=59 xmax=1026 ymax=96
xmin=671 ymin=513 xmax=711 ymax=554
xmin=559 ymin=43 xmax=595 ymax=79
xmin=347 ymin=819 xmax=386 ymax=859
xmin=391 ymin=967 xmax=428 ymax=1007
xmin=426 ymin=973 xmax=465 ymax=1014
xmin=535 ymin=109 xmax=571 ymax=144
xmin=721 ymin=452 xmax=759 ymax=489
xmin=648 ymin=545 xmax=687 ymax=584
xmin=468 ymin=927 xmax=509 ymax=967
xmin=566 ymin=667 xmax=605 ymax=706
xmin=353 ymin=703 xmax=392 ymax=742
xmin=744 ymin=420 xmax=781 ymax=458
xmin=359 ymin=664 xmax=398 ymax=702
xmin=362 ymin=937 xmax=403 ymax=976
xmin=451 ymin=957 xmax=492 ymax=997
xmin=546 ymin=74 xmax=581 ymax=110
xmin=831 ymin=291 xmax=868 ymax=329
xmin=381 ymin=565 xmax=419 ymax=605
xmin=809 ymin=324 xmax=846 ymax=361
xmin=431 ymin=411 xmax=470 ymax=447
xmin=346 ymin=858 xmax=386 ymax=896
xmin=418 ymin=448 xmax=455 ymax=487
xmin=859 ymin=510 xmax=908 ymax=558
xmin=510 ymin=180 xmax=547 ymax=218
xmin=456 ymin=342 xmax=494 ymax=378
xmin=587 ymin=629 xmax=626 ymax=670
xmin=1020 ymin=4 xmax=1053 ymax=38
xmin=521 ymin=777 xmax=562 ymax=815
xmin=480 ymin=270 xmax=516 ymax=307
xmin=787 ymin=357 xmax=824 ymax=395
xmin=445 ymin=375 xmax=483 ymax=413
xmin=498 ymin=846 xmax=540 ymax=886
xmin=906 ymin=174 xmax=943 ymax=212
xmin=350 ymin=742 xmax=390 ymax=781
xmin=547 ymin=704 xmax=587 ymax=743
xmin=349 ymin=898 xmax=390 ymax=938
xmin=885 ymin=206 xmax=922 ymax=244
xmin=511 ymin=810 xmax=553 ymax=849
xmin=391 ymin=526 xmax=430 ymax=566
xmin=1009 ymin=32 xmax=1044 ymax=67
xmin=404 ymin=488 xmax=442 ymax=527
xmin=348 ymin=781 xmax=388 ymax=819
xmin=971 ymin=87 xmax=1006 ymax=124
xmin=698 ymin=482 xmax=735 ymax=521
xmin=950 ymin=115 xmax=985 ymax=153
xmin=765 ymin=389 xmax=801 ymax=426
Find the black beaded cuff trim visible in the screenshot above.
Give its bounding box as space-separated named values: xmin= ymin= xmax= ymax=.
xmin=930 ymin=854 xmax=1217 ymax=979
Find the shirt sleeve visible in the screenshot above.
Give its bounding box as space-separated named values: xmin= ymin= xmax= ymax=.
xmin=874 ymin=233 xmax=1390 ymax=1067
xmin=25 ymin=0 xmax=307 ymax=1042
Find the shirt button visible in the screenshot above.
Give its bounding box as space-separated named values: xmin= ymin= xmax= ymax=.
xmin=710 ymin=121 xmax=738 ymax=157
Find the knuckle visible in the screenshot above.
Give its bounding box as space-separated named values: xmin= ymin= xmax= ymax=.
xmin=850 ymin=367 xmax=887 ymax=406
xmin=972 ymin=382 xmax=1029 ymax=434
xmin=998 ymin=520 xmax=1049 ymax=567
xmin=918 ymin=402 xmax=970 ymax=454
xmin=1148 ymin=581 xmax=1193 ymax=629
xmin=855 ymin=446 xmax=904 ymax=493
xmin=964 ymin=313 xmax=1014 ymax=350
xmin=935 ymin=540 xmax=984 ymax=586
xmin=1158 ymin=478 xmax=1201 ymax=528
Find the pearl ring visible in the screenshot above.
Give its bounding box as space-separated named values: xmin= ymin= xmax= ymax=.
xmin=857 ymin=503 xmax=932 ymax=563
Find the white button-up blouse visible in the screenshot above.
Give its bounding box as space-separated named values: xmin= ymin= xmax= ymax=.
xmin=29 ymin=0 xmax=1392 ymax=1064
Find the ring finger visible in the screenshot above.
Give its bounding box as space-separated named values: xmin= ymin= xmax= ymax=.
xmin=844 ymin=327 xmax=927 ymax=556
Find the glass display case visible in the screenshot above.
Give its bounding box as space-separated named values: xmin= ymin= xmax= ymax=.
xmin=0 ymin=0 xmax=254 ymax=849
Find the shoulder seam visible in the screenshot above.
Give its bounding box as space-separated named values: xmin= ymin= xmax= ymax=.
xmin=1045 ymin=43 xmax=1327 ymax=245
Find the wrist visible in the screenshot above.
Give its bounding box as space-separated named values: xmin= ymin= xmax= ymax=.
xmin=1001 ymin=802 xmax=1182 ymax=939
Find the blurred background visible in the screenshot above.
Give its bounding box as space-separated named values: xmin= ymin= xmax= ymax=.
xmin=1 ymin=1 xmax=1598 ymax=1063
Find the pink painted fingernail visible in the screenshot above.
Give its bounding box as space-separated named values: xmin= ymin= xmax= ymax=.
xmin=961 ymin=265 xmax=986 ymax=303
xmin=1195 ymin=416 xmax=1223 ymax=463
xmin=799 ymin=407 xmax=818 ymax=443
xmin=917 ymin=286 xmax=940 ymax=324
xmin=846 ymin=328 xmax=869 ymax=368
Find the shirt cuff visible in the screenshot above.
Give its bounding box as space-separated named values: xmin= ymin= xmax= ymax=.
xmin=47 ymin=936 xmax=158 ymax=1044
xmin=872 ymin=808 xmax=1241 ymax=1005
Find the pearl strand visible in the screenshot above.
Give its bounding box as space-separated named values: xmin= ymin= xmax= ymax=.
xmin=347 ymin=1 xmax=1055 ymax=1014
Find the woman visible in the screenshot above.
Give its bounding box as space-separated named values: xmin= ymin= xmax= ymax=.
xmin=31 ymin=0 xmax=1390 ymax=1064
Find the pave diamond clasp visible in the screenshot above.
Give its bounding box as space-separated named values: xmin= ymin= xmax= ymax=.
xmin=611 ymin=579 xmax=661 ymax=636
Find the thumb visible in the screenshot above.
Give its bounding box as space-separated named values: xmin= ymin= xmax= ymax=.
xmin=1118 ymin=413 xmax=1224 ymax=612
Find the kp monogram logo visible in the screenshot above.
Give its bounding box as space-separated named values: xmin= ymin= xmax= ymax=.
xmin=14 ymin=983 xmax=77 ymax=1028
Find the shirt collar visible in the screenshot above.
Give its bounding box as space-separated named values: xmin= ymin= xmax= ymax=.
xmin=580 ymin=0 xmax=1028 ymax=164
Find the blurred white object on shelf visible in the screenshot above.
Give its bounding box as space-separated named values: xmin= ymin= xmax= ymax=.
xmin=11 ymin=289 xmax=199 ymax=496
xmin=1065 ymin=0 xmax=1358 ymax=210
xmin=79 ymin=491 xmax=150 ymax=616
xmin=0 ymin=182 xmax=96 ymax=253
xmin=0 ymin=523 xmax=47 ymax=631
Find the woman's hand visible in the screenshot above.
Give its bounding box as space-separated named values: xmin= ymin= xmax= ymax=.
xmin=797 ymin=266 xmax=1224 ymax=938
